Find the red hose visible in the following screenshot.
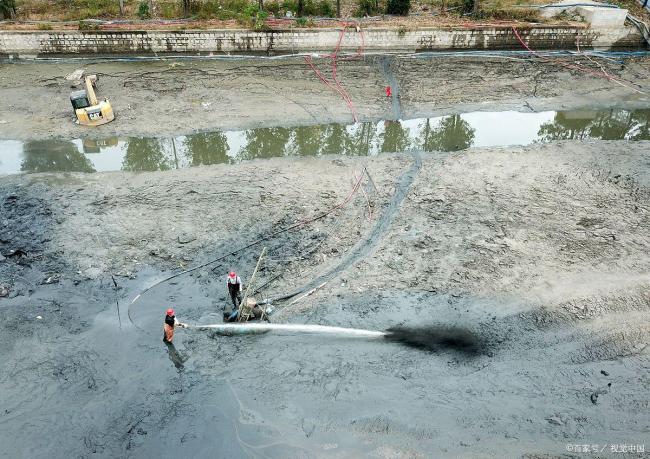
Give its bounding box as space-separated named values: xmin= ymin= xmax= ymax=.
xmin=304 ymin=22 xmax=366 ymax=123
xmin=512 ymin=27 xmax=622 ymax=82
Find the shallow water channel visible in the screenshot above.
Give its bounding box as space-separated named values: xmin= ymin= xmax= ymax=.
xmin=1 ymin=108 xmax=649 ymax=175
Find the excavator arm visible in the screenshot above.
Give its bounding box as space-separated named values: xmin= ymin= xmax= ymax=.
xmin=84 ymin=75 xmax=99 ymax=106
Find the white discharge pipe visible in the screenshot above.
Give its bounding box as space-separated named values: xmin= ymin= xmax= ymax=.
xmin=192 ymin=323 xmax=385 ymax=338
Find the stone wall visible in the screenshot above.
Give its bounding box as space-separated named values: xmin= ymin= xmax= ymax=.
xmin=0 ymin=26 xmax=645 ymax=57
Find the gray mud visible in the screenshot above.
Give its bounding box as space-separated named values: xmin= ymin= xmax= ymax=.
xmin=1 ymin=54 xmax=650 ymax=458
xmin=2 ymin=54 xmax=650 ymax=140
xmin=1 ymin=141 xmax=649 ymax=458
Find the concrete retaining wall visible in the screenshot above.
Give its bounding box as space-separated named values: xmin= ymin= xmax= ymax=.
xmin=0 ymin=26 xmax=645 ymax=57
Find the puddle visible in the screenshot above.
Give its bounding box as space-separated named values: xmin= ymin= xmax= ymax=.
xmin=1 ymin=108 xmax=648 ymax=175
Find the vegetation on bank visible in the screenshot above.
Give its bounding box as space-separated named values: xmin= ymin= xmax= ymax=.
xmin=1 ymin=0 xmax=646 ymax=25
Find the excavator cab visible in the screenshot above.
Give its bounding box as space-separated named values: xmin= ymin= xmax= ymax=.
xmin=70 ymin=74 xmax=114 ymax=126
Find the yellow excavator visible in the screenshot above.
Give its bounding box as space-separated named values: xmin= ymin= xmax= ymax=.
xmin=69 ymin=74 xmax=115 ymax=126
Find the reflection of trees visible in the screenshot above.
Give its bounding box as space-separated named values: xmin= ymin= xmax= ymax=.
xmin=322 ymin=124 xmax=354 ymax=155
xmin=185 ymin=132 xmax=230 ymax=166
xmin=419 ymin=115 xmax=475 ymax=152
xmin=122 ymin=138 xmax=171 ymax=172
xmin=630 ymin=110 xmax=650 ymax=140
xmin=381 ymin=120 xmax=410 ymax=153
xmin=22 ymin=140 xmax=95 ymax=173
xmin=241 ymin=127 xmax=292 ymax=160
xmin=290 ymin=125 xmax=325 ymax=156
xmin=538 ymin=110 xmax=650 ymax=141
xmin=350 ymin=122 xmax=378 ymax=155
xmin=538 ymin=113 xmax=593 ymax=141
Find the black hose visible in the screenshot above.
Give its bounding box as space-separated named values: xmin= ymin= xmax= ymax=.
xmin=127 ymin=175 xmax=364 ymax=326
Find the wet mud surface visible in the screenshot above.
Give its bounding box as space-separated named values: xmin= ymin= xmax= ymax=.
xmin=1 ymin=138 xmax=649 ymax=457
xmin=2 ymin=54 xmax=650 ymax=141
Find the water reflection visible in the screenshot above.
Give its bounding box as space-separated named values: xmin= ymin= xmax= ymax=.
xmin=22 ymin=140 xmax=95 ymax=173
xmin=243 ymin=127 xmax=292 ymax=160
xmin=381 ymin=121 xmax=411 ymax=153
xmin=420 ymin=115 xmax=475 ymax=152
xmin=185 ymin=132 xmax=229 ymax=166
xmin=539 ymin=109 xmax=650 ymax=141
xmin=1 ymin=109 xmax=649 ymax=175
xmin=123 ymin=138 xmax=172 ymax=172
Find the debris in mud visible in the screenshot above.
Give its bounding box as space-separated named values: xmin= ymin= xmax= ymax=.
xmin=2 ymin=249 xmax=27 ymax=259
xmin=65 ymin=69 xmax=85 ymax=81
xmin=177 ymin=233 xmax=196 ymax=244
xmin=0 ymin=286 xmax=8 ymax=297
xmin=547 ymin=415 xmax=565 ymax=426
xmin=590 ymin=383 xmax=612 ymax=405
xmin=42 ymin=275 xmax=60 ymax=285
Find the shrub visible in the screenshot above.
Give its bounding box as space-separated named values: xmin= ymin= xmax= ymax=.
xmin=159 ymin=2 xmax=182 ymax=19
xmin=295 ymin=16 xmax=307 ymax=25
xmin=0 ymin=0 xmax=16 ymax=19
xmin=63 ymin=0 xmax=120 ymax=20
xmin=301 ymin=0 xmax=317 ymax=15
xmin=477 ymin=6 xmax=540 ymax=21
xmin=137 ymin=0 xmax=151 ymax=18
xmin=282 ymin=0 xmax=298 ymax=14
xmin=78 ymin=19 xmax=101 ymax=29
xmin=238 ymin=4 xmax=269 ymax=28
xmin=317 ymin=0 xmax=334 ymax=16
xmin=265 ymin=0 xmax=281 ymax=14
xmin=386 ymin=0 xmax=410 ymax=15
xmin=356 ymin=0 xmax=379 ymax=16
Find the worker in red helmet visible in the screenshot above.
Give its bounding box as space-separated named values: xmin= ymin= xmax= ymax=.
xmin=163 ymin=308 xmax=187 ymax=343
xmin=227 ymin=271 xmax=243 ymax=310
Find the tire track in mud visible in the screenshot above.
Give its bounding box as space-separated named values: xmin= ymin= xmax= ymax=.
xmin=276 ymin=152 xmax=422 ymax=302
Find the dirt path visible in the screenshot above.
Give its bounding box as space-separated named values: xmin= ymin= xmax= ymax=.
xmin=1 ymin=54 xmax=650 ymax=141
xmin=1 ymin=139 xmax=648 ymax=457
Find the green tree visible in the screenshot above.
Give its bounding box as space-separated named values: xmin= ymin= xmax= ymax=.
xmin=21 ymin=140 xmax=95 ymax=173
xmin=539 ymin=109 xmax=650 ymax=142
xmin=538 ymin=112 xmax=594 ymax=141
xmin=349 ymin=122 xmax=379 ymax=155
xmin=386 ymin=0 xmax=410 ymax=15
xmin=122 ymin=138 xmax=171 ymax=172
xmin=185 ymin=132 xmax=230 ymax=166
xmin=380 ymin=120 xmax=411 ymax=153
xmin=0 ymin=0 xmax=16 ymax=19
xmin=419 ymin=115 xmax=475 ymax=151
xmin=321 ymin=123 xmax=354 ymax=155
xmin=629 ymin=110 xmax=650 ymax=141
xmin=289 ymin=125 xmax=325 ymax=157
xmin=586 ymin=109 xmax=650 ymax=141
xmin=241 ymin=127 xmax=292 ymax=161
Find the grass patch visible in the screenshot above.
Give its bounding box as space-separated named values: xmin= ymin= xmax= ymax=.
xmin=78 ymin=19 xmax=101 ymax=28
xmin=477 ymin=6 xmax=541 ymax=21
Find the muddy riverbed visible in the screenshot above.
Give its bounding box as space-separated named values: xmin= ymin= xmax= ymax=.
xmin=1 ymin=53 xmax=650 ymax=141
xmin=1 ymin=54 xmax=650 ymax=458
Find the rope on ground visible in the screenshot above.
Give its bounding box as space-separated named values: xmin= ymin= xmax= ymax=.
xmin=512 ymin=26 xmax=648 ymax=96
xmin=127 ymin=172 xmax=366 ymax=328
xmin=304 ymin=22 xmax=366 ymax=123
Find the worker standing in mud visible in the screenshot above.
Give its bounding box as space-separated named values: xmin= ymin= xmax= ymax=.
xmin=163 ymin=308 xmax=187 ymax=344
xmin=227 ymin=271 xmax=243 ymax=310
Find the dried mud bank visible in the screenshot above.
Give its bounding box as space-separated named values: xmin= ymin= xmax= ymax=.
xmin=1 ymin=54 xmax=650 ymax=141
xmin=1 ymin=141 xmax=649 ymax=458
